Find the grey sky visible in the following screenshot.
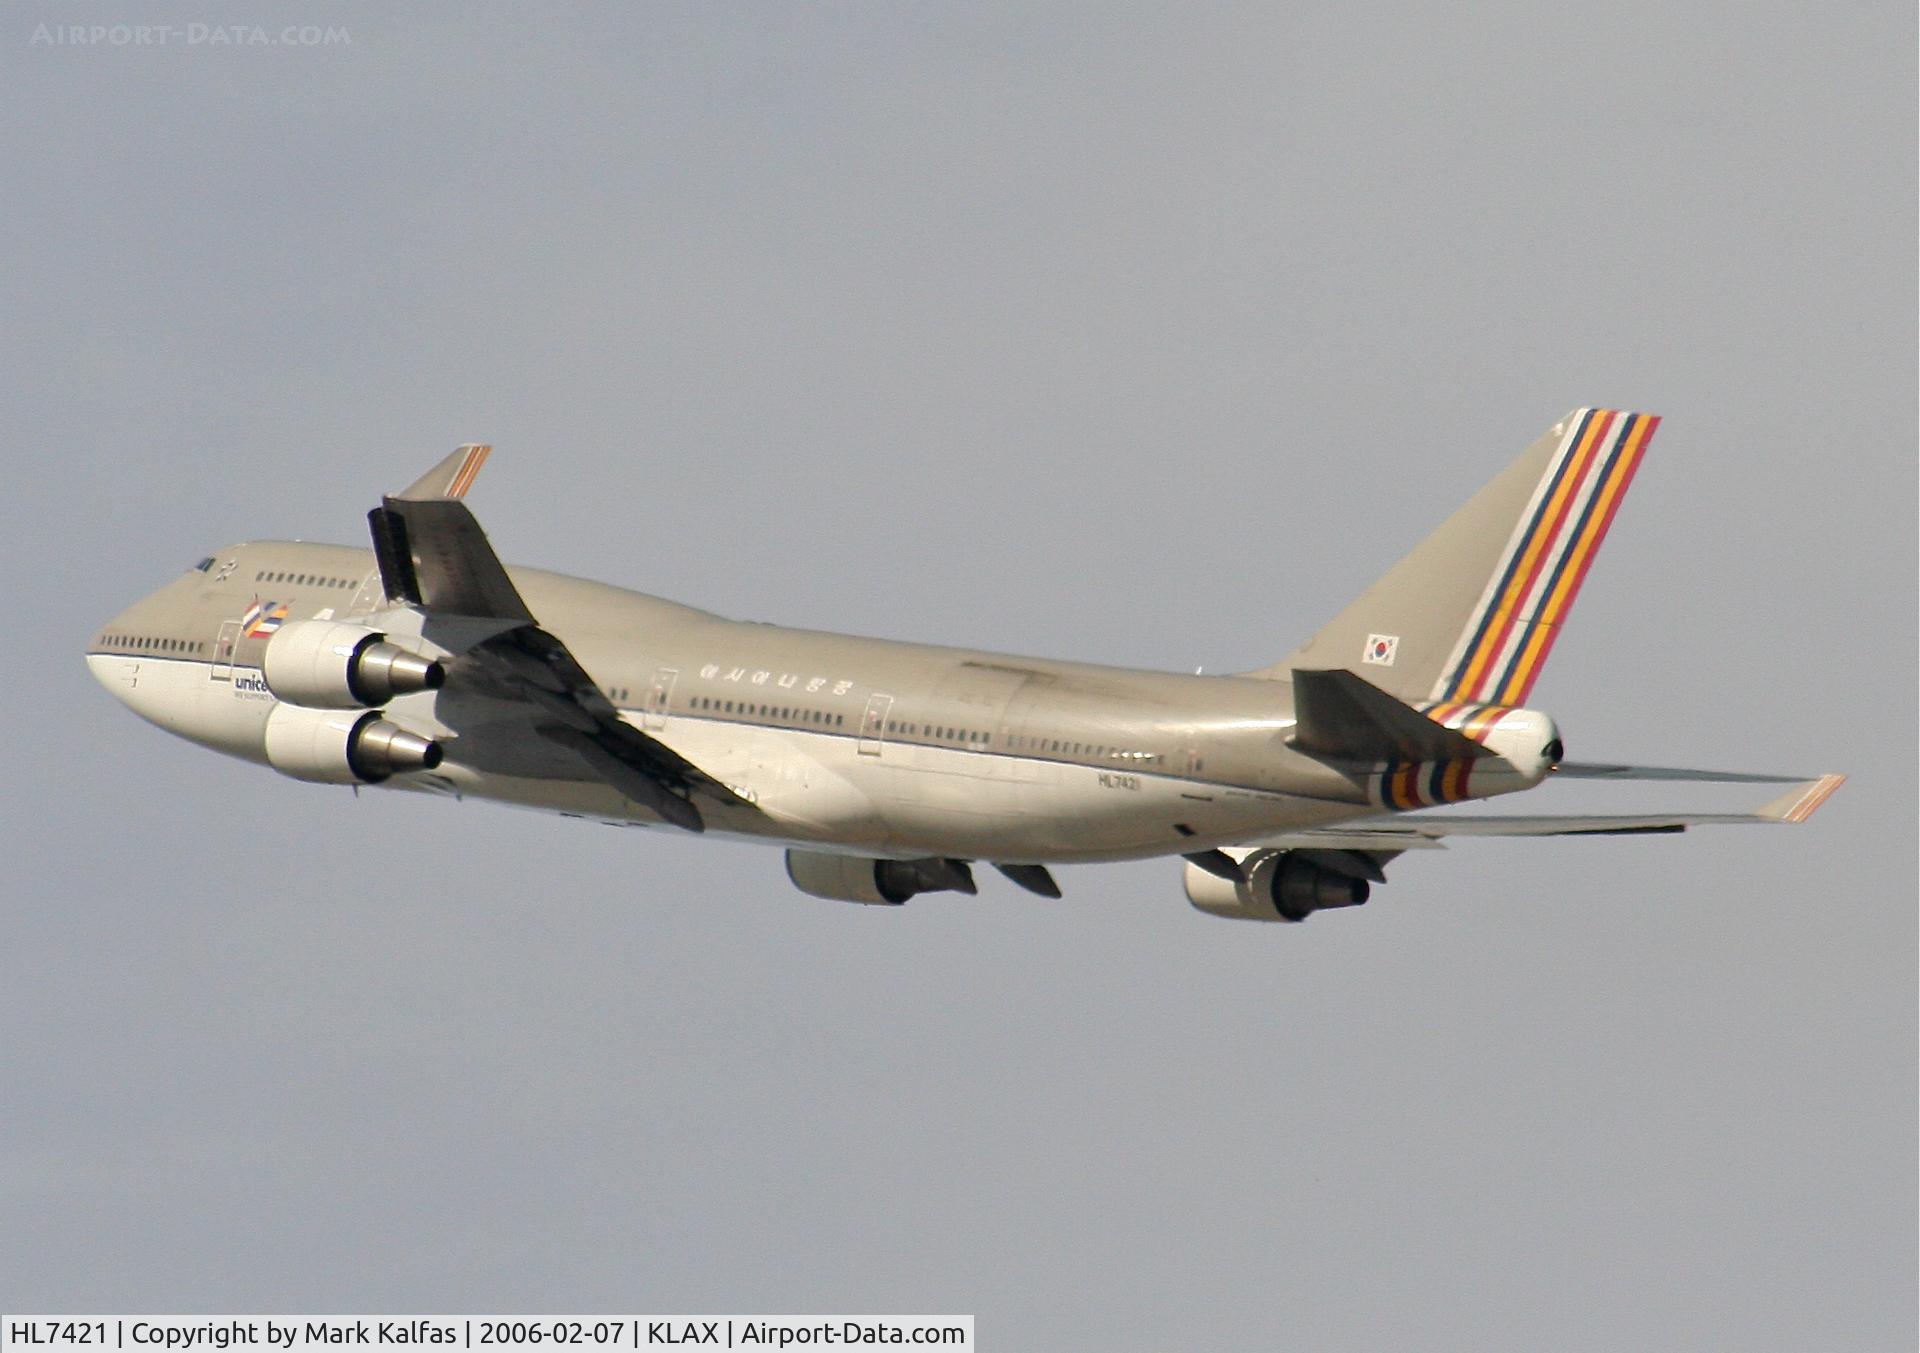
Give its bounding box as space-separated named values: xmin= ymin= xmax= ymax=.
xmin=3 ymin=4 xmax=1913 ymax=1348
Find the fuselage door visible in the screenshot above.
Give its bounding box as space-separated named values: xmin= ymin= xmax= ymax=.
xmin=643 ymin=666 xmax=678 ymax=730
xmin=857 ymin=692 xmax=894 ymax=756
xmin=210 ymin=619 xmax=242 ymax=681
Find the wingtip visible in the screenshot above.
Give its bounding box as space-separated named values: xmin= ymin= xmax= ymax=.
xmin=395 ymin=443 xmax=493 ymax=501
xmin=1760 ymin=773 xmax=1847 ymax=824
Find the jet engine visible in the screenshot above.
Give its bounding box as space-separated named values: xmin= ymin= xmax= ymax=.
xmin=263 ymin=703 xmax=443 ymax=784
xmin=262 ymin=619 xmax=445 ymax=709
xmin=785 ymin=850 xmax=977 ymax=906
xmin=1184 ymin=849 xmax=1371 ymax=922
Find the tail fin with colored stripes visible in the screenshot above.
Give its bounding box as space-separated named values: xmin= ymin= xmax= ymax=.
xmin=1256 ymin=409 xmax=1659 ymax=705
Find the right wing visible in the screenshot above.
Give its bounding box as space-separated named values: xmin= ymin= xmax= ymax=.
xmin=368 ymin=445 xmax=751 ymax=832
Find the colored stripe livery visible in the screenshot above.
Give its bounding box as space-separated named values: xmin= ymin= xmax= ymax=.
xmin=244 ymin=600 xmax=288 ymax=638
xmin=1374 ymin=755 xmax=1475 ymax=812
xmin=1771 ymin=774 xmax=1847 ymax=824
xmin=445 ymin=444 xmax=490 ymax=499
xmin=1434 ymin=409 xmax=1658 ymax=707
xmin=1372 ymin=701 xmax=1512 ymax=811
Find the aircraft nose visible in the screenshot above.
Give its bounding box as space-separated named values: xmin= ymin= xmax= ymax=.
xmin=85 ymin=572 xmax=203 ymax=707
xmin=87 ymin=597 xmax=151 ymax=701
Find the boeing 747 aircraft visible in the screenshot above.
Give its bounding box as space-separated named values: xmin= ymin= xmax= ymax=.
xmin=88 ymin=410 xmax=1842 ymax=919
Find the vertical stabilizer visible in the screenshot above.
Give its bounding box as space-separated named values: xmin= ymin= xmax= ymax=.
xmin=1255 ymin=409 xmax=1658 ymax=705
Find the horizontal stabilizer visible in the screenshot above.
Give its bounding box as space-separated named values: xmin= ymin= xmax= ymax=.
xmin=1756 ymin=774 xmax=1846 ymax=823
xmin=1290 ymin=668 xmax=1490 ymax=764
xmin=1238 ymin=774 xmax=1845 ymax=850
xmin=1554 ymin=761 xmax=1806 ymax=784
xmin=1387 ymin=771 xmax=1844 ymax=835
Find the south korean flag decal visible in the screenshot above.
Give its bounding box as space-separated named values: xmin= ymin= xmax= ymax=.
xmin=1363 ymin=633 xmax=1399 ymax=666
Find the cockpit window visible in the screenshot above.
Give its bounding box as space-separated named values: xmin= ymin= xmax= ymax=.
xmin=194 ymin=557 xmax=215 ymax=573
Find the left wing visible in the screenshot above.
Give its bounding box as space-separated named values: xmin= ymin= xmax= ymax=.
xmin=368 ymin=445 xmax=753 ymax=832
xmin=1246 ymin=774 xmax=1846 ymax=851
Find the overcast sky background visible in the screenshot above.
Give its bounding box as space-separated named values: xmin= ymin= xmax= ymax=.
xmin=3 ymin=4 xmax=1913 ymax=1347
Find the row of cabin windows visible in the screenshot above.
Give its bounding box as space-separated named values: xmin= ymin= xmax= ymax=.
xmin=881 ymin=720 xmax=987 ymax=746
xmin=1007 ymin=735 xmax=1159 ymax=762
xmin=254 ymin=570 xmax=357 ymax=589
xmin=99 ymin=633 xmax=206 ymax=654
xmin=667 ymin=693 xmax=1159 ymax=763
xmin=690 ymin=695 xmax=845 ymax=727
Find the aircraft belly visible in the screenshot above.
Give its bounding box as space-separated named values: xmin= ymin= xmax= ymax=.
xmin=739 ymin=725 xmax=888 ymax=842
xmin=865 ymin=744 xmax=1027 ymax=851
xmin=381 ymin=700 xmax=1362 ymax=863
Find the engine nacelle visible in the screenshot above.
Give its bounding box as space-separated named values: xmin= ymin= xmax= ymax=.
xmin=263 ymin=703 xmax=444 ymax=784
xmin=262 ymin=619 xmax=445 ymax=709
xmin=1184 ymin=849 xmax=1371 ymax=923
xmin=784 ymin=850 xmax=977 ymax=906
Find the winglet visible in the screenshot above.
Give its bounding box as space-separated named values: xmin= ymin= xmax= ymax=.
xmin=369 ymin=443 xmax=532 ymax=621
xmin=397 ymin=444 xmax=491 ymax=501
xmin=1757 ymin=774 xmax=1847 ymax=824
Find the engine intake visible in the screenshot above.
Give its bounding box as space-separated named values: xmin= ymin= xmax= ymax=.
xmin=1184 ymin=849 xmax=1372 ymax=922
xmin=263 ymin=619 xmax=445 ymax=709
xmin=263 ymin=703 xmax=444 ymax=784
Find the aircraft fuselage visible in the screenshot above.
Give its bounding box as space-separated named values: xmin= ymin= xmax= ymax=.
xmin=87 ymin=539 xmax=1547 ymax=864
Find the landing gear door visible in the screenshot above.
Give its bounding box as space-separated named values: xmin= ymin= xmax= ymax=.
xmin=643 ymin=666 xmax=678 ymax=731
xmin=857 ymin=692 xmax=893 ymax=756
xmin=211 ymin=619 xmax=242 ymax=681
